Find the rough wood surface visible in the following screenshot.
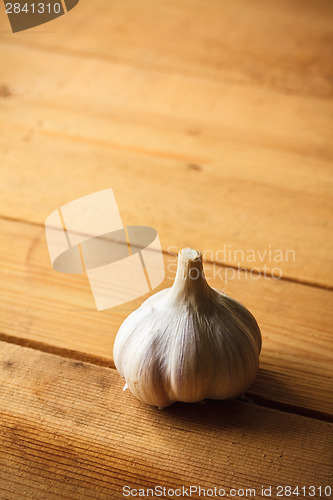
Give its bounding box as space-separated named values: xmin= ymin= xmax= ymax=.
xmin=0 ymin=0 xmax=333 ymax=286
xmin=1 ymin=0 xmax=333 ymax=496
xmin=0 ymin=218 xmax=332 ymax=418
xmin=2 ymin=0 xmax=333 ymax=98
xmin=0 ymin=342 xmax=332 ymax=500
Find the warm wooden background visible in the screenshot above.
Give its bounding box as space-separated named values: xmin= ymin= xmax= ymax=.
xmin=0 ymin=0 xmax=332 ymax=498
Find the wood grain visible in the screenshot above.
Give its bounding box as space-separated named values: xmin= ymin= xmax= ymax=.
xmin=0 ymin=0 xmax=333 ymax=495
xmin=1 ymin=217 xmax=332 ymax=418
xmin=0 ymin=341 xmax=332 ymax=500
xmin=0 ymin=0 xmax=333 ymax=286
xmin=1 ymin=108 xmax=332 ymax=287
xmin=1 ymin=0 xmax=333 ymax=99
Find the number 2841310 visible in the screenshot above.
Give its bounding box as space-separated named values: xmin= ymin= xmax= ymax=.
xmin=6 ymin=3 xmax=62 ymax=14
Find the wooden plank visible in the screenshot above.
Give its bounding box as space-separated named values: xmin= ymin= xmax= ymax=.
xmin=0 ymin=0 xmax=333 ymax=287
xmin=0 ymin=342 xmax=332 ymax=500
xmin=1 ymin=104 xmax=332 ymax=287
xmin=1 ymin=0 xmax=333 ymax=99
xmin=0 ymin=218 xmax=332 ymax=418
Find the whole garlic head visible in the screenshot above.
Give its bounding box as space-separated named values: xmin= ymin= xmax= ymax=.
xmin=113 ymin=248 xmax=262 ymax=408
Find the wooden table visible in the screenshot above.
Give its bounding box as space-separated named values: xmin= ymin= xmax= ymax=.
xmin=0 ymin=0 xmax=332 ymax=498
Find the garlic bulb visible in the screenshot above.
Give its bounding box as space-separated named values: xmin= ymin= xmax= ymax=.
xmin=113 ymin=248 xmax=262 ymax=408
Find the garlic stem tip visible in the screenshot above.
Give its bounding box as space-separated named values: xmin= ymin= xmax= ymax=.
xmin=180 ymin=247 xmax=200 ymax=260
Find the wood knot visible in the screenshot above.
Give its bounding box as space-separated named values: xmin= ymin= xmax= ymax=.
xmin=0 ymin=85 xmax=12 ymax=98
xmin=2 ymin=360 xmax=14 ymax=369
xmin=188 ymin=163 xmax=202 ymax=172
xmin=187 ymin=128 xmax=201 ymax=136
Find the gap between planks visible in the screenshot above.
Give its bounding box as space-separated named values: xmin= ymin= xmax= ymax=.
xmin=0 ymin=332 xmax=331 ymax=424
xmin=0 ymin=213 xmax=332 ymax=292
xmin=0 ymin=341 xmax=332 ymax=500
xmin=1 ymin=217 xmax=332 ymax=417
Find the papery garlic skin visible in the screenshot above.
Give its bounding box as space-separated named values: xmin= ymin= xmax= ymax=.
xmin=113 ymin=248 xmax=262 ymax=408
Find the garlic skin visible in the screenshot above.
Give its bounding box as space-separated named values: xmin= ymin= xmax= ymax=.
xmin=113 ymin=248 xmax=262 ymax=408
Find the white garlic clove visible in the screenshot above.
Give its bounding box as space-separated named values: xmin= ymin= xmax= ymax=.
xmin=113 ymin=248 xmax=262 ymax=408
